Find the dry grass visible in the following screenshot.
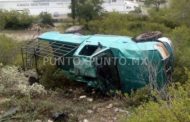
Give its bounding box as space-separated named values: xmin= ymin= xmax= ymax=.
xmin=0 ymin=23 xmax=66 ymax=42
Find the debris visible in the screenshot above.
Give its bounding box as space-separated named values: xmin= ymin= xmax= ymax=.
xmin=134 ymin=31 xmax=162 ymax=42
xmin=114 ymin=108 xmax=119 ymax=112
xmin=118 ymin=109 xmax=129 ymax=114
xmin=35 ymin=119 xmax=42 ymax=122
xmin=87 ymin=110 xmax=93 ymax=114
xmin=83 ymin=119 xmax=89 ymax=122
xmin=79 ymin=95 xmax=87 ymax=99
xmin=52 ymin=112 xmax=69 ymax=122
xmin=114 ymin=108 xmax=129 ymax=114
xmin=106 ymin=104 xmax=113 ymax=109
xmin=87 ymin=98 xmax=93 ymax=102
xmin=113 ymin=117 xmax=117 ymax=120
xmin=47 ymin=119 xmax=53 ymax=122
xmin=92 ymin=106 xmax=97 ymax=110
xmin=64 ymin=25 xmax=84 ymax=34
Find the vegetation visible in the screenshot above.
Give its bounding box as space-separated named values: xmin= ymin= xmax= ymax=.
xmin=0 ymin=0 xmax=190 ymax=121
xmin=0 ymin=10 xmax=33 ymax=30
xmin=39 ymin=65 xmax=76 ymax=90
xmin=88 ymin=12 xmax=171 ymax=36
xmin=0 ymin=35 xmax=21 ymax=65
xmin=70 ymin=0 xmax=103 ymax=23
xmin=38 ymin=12 xmax=54 ymax=26
xmin=144 ymin=0 xmax=167 ymax=11
xmin=127 ymin=71 xmax=190 ymax=122
xmin=0 ymin=10 xmax=54 ymax=30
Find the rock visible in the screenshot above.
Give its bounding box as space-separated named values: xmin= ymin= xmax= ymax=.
xmin=87 ymin=110 xmax=93 ymax=114
xmin=52 ymin=112 xmax=69 ymax=122
xmin=24 ymin=70 xmax=39 ymax=85
xmin=79 ymin=95 xmax=87 ymax=99
xmin=0 ymin=111 xmax=4 ymax=114
xmin=24 ymin=70 xmax=38 ymax=78
xmin=118 ymin=109 xmax=129 ymax=114
xmin=106 ymin=104 xmax=113 ymax=109
xmin=113 ymin=117 xmax=117 ymax=121
xmin=87 ymin=98 xmax=93 ymax=102
xmin=28 ymin=76 xmax=39 ymax=85
xmin=83 ymin=119 xmax=89 ymax=122
xmin=29 ymin=83 xmax=47 ymax=97
xmin=35 ymin=120 xmax=42 ymax=122
xmin=47 ymin=119 xmax=53 ymax=122
xmin=69 ymin=89 xmax=73 ymax=92
xmin=92 ymin=106 xmax=97 ymax=110
xmin=114 ymin=108 xmax=129 ymax=114
xmin=114 ymin=108 xmax=119 ymax=112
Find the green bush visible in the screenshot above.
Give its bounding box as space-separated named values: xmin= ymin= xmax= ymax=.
xmin=170 ymin=26 xmax=190 ymax=67
xmin=168 ymin=26 xmax=190 ymax=83
xmin=70 ymin=0 xmax=103 ymax=23
xmin=0 ymin=10 xmax=57 ymax=30
xmin=149 ymin=9 xmax=179 ymax=29
xmin=38 ymin=12 xmax=53 ymax=26
xmin=88 ymin=12 xmax=170 ymax=36
xmin=126 ymin=71 xmax=190 ymax=122
xmin=121 ymin=87 xmax=155 ymax=107
xmin=39 ymin=65 xmax=76 ymax=89
xmin=0 ymin=35 xmax=19 ymax=65
xmin=1 ymin=10 xmax=33 ymax=29
xmin=168 ymin=0 xmax=190 ymax=27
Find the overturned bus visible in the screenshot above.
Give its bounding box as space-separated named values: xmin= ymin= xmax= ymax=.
xmin=22 ymin=31 xmax=174 ymax=92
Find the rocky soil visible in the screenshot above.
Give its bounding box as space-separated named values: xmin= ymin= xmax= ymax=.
xmin=0 ymin=66 xmax=129 ymax=122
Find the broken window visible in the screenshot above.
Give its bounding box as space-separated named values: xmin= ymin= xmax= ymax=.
xmin=79 ymin=45 xmax=103 ymax=56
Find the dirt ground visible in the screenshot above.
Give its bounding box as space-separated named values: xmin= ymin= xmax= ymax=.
xmin=0 ymin=86 xmax=129 ymax=122
xmin=42 ymin=88 xmax=129 ymax=122
xmin=0 ymin=66 xmax=129 ymax=122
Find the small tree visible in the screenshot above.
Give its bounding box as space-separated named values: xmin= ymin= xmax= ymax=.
xmin=71 ymin=0 xmax=77 ymax=24
xmin=144 ymin=0 xmax=167 ymax=11
xmin=39 ymin=12 xmax=53 ymax=26
xmin=71 ymin=0 xmax=103 ymax=23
